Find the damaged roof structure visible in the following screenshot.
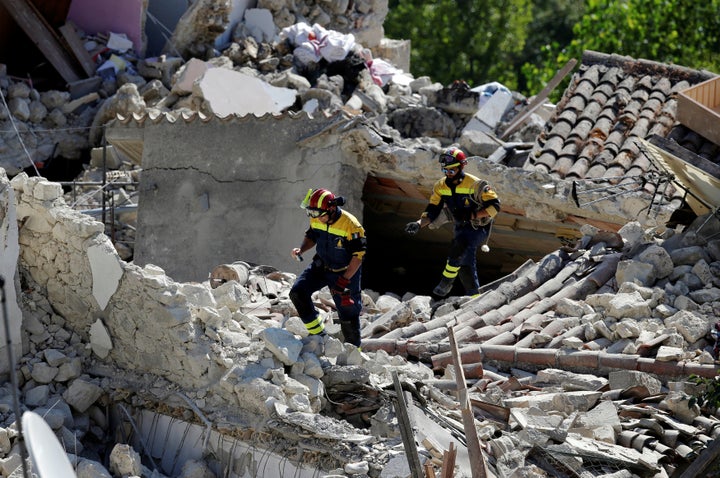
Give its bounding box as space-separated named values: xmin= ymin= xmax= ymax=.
xmin=2 ymin=0 xmax=720 ymax=477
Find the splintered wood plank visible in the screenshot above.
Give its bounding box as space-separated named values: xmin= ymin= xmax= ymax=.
xmin=440 ymin=443 xmax=457 ymax=478
xmin=59 ymin=21 xmax=96 ymax=77
xmin=448 ymin=326 xmax=487 ymax=478
xmin=392 ymin=371 xmax=424 ymax=478
xmin=501 ymin=58 xmax=578 ymax=139
xmin=0 ymin=0 xmax=82 ymax=83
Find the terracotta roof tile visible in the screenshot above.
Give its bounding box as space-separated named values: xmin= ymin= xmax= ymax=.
xmin=526 ymin=50 xmax=715 ymax=187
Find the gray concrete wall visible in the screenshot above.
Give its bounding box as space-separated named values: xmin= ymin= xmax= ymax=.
xmin=131 ymin=112 xmax=367 ymax=283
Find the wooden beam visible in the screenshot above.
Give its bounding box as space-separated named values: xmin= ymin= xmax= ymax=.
xmin=0 ymin=0 xmax=82 ymax=83
xmin=679 ymin=437 xmax=720 ymax=478
xmin=392 ymin=371 xmax=424 ymax=478
xmin=59 ymin=21 xmax=97 ymax=77
xmin=500 ymin=58 xmax=578 ymax=140
xmin=440 ymin=442 xmax=457 ymax=478
xmin=448 ymin=326 xmax=487 ymax=478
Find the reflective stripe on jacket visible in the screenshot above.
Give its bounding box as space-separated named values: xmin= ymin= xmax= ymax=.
xmin=306 ymin=209 xmax=366 ymax=270
xmin=424 ymin=172 xmax=500 ymax=223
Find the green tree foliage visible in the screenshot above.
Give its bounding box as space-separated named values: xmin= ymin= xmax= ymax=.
xmin=518 ymin=0 xmax=584 ymax=94
xmin=689 ymin=375 xmax=720 ymax=414
xmin=385 ymin=0 xmax=720 ymax=101
xmin=384 ymin=0 xmax=532 ymax=90
xmin=526 ymin=0 xmax=720 ymax=98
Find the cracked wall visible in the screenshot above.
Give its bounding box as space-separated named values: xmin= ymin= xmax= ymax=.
xmin=128 ymin=112 xmax=366 ymax=282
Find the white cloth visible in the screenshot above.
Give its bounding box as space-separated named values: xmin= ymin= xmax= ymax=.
xmin=281 ymin=22 xmax=356 ymax=65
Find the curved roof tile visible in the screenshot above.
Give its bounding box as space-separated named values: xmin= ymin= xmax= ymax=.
xmin=528 ymin=50 xmax=716 ymax=191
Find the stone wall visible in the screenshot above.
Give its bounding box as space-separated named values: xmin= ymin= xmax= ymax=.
xmin=120 ymin=111 xmax=367 ymax=283
xmin=7 ymin=171 xmax=236 ymax=396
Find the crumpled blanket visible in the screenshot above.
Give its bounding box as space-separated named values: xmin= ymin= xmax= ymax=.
xmin=280 ymin=22 xmax=356 ymax=65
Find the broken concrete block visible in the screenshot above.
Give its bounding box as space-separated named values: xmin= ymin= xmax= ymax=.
xmin=24 ymin=385 xmax=50 ymax=407
xmin=660 ymin=391 xmax=701 ymax=424
xmin=87 ymin=244 xmax=123 ymax=312
xmin=28 ymin=100 xmax=48 ymax=123
xmin=664 ymin=309 xmax=711 ymax=344
xmin=0 ymin=451 xmax=24 ymax=477
xmin=63 ymin=378 xmax=104 ymax=413
xmin=504 ymin=391 xmax=602 ymax=414
xmin=30 ymin=363 xmax=59 ymax=384
xmin=608 ymin=370 xmax=661 ymax=395
xmin=616 ymin=259 xmax=655 ymax=287
xmin=195 ymin=68 xmax=296 ymax=117
xmin=0 ymin=429 xmax=10 ymax=456
xmin=576 ymin=400 xmax=621 ymax=434
xmin=171 ymin=58 xmax=210 ymax=95
xmin=8 ymin=98 xmax=30 ymax=121
xmin=76 ymin=459 xmax=113 ymax=477
xmin=261 ymin=327 xmax=303 ymax=365
xmin=606 ymin=291 xmax=652 ymax=319
xmin=7 ymin=82 xmax=30 ymax=99
xmin=234 ymin=378 xmax=285 ymax=415
xmin=535 ymin=368 xmax=608 ymax=391
xmin=109 ymin=443 xmax=142 ymax=477
xmin=55 ymin=358 xmax=83 ymax=382
xmin=43 ymin=348 xmax=68 ymax=367
xmin=89 ymin=145 xmax=124 ymax=169
xmin=656 ymin=345 xmax=684 ymax=362
xmin=473 ymin=89 xmax=513 ymax=131
xmin=459 ymin=127 xmax=501 ymax=158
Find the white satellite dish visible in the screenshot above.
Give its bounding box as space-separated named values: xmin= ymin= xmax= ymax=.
xmin=22 ymin=411 xmax=76 ymax=478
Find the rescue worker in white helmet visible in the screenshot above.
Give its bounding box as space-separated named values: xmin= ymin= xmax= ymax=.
xmin=290 ymin=188 xmax=366 ymax=347
xmin=404 ymin=147 xmax=500 ymax=297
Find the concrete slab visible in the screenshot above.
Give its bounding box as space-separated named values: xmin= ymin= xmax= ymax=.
xmin=197 ymin=68 xmax=296 ymax=117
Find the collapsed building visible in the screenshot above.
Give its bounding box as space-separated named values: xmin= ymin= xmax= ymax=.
xmin=2 ymin=0 xmax=720 ymax=477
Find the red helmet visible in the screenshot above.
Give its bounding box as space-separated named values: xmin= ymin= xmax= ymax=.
xmin=302 ymin=188 xmax=336 ymax=211
xmin=439 ymin=147 xmax=467 ymax=168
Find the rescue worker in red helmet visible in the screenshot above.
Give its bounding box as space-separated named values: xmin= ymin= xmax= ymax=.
xmin=290 ymin=188 xmax=366 ymax=347
xmin=405 ymin=147 xmax=500 ymax=297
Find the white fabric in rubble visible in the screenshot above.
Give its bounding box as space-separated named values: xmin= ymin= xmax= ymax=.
xmin=281 ymin=22 xmax=356 ymax=65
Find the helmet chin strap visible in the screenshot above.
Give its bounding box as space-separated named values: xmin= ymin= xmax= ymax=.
xmin=327 ymin=207 xmax=341 ymax=223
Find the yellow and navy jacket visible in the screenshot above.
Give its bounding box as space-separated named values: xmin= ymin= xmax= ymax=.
xmin=306 ymin=209 xmax=366 ymax=271
xmin=422 ymin=172 xmax=500 ymax=223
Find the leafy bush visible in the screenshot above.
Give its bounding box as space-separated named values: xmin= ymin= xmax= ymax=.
xmin=689 ymin=375 xmax=720 ymax=413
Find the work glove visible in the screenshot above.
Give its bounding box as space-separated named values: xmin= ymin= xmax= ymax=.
xmin=338 ymin=291 xmax=355 ymax=307
xmin=331 ymin=276 xmax=354 ymax=306
xmin=404 ymin=221 xmax=420 ymax=235
xmin=331 ymin=276 xmax=350 ymax=295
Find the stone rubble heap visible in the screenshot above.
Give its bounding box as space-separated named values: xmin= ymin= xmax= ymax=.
xmin=0 ymin=1 xmax=538 ymax=177
xmin=0 ymin=1 xmax=547 ymax=273
xmin=1 ymin=1 xmax=720 ymax=477
xmin=4 ymin=165 xmax=720 ymax=476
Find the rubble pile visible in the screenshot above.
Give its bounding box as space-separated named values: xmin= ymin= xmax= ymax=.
xmin=4 ymin=169 xmax=720 ymax=477
xmin=0 ymin=1 xmax=544 ymax=273
xmin=1 ymin=1 xmax=720 ymax=477
xmin=0 ymin=1 xmax=535 ymax=177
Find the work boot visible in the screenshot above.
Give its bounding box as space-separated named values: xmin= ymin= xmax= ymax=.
xmin=433 ymin=277 xmax=455 ymax=297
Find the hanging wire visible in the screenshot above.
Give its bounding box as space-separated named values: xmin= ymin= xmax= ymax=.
xmin=0 ymin=88 xmax=40 ymax=176
xmin=0 ymin=125 xmax=94 ymax=134
xmin=117 ymin=404 xmax=160 ymax=471
xmin=145 ymin=11 xmax=186 ymax=61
